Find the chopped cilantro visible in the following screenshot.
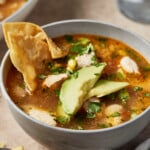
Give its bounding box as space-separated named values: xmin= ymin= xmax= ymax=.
xmin=72 ymin=70 xmax=79 ymax=79
xmin=46 ymin=62 xmax=66 ymax=74
xmin=70 ymin=43 xmax=93 ymax=55
xmin=91 ymin=56 xmax=105 ymax=67
xmin=133 ymin=86 xmax=143 ymax=92
xmin=51 ymin=67 xmax=65 ymax=74
xmin=143 ymin=65 xmax=150 ymax=71
xmin=144 ymin=93 xmax=150 ymax=97
xmin=47 ymin=62 xmax=53 ymax=70
xmin=56 ymin=116 xmax=70 ymax=124
xmin=64 ymin=35 xmax=74 ymax=43
xmin=86 ymin=101 xmax=101 ymax=119
xmin=107 ymin=93 xmax=116 ymax=100
xmin=117 ymin=72 xmax=124 ymax=80
xmin=107 ymin=73 xmax=116 ymax=80
xmin=118 ymin=89 xmax=130 ymax=104
xmin=70 ymin=44 xmax=86 ymax=54
xmin=37 ymin=74 xmax=47 ymax=80
xmin=55 ymin=89 xmax=60 ymax=97
xmin=110 ymin=112 xmax=121 ymax=117
xmin=98 ymin=38 xmax=107 ymax=47
xmin=77 ymin=37 xmax=90 ymax=45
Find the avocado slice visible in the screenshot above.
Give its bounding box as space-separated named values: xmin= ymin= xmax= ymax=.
xmin=86 ymin=80 xmax=129 ymax=99
xmin=56 ymin=103 xmax=71 ymax=124
xmin=59 ymin=63 xmax=106 ymax=116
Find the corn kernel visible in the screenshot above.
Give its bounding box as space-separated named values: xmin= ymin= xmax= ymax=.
xmin=67 ymin=59 xmax=76 ymax=71
xmin=0 ymin=143 xmax=6 ymax=148
xmin=118 ymin=49 xmax=126 ymax=56
xmin=109 ymin=44 xmax=115 ymax=51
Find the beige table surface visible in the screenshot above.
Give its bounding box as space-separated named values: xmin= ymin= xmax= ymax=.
xmin=0 ymin=0 xmax=150 ymax=149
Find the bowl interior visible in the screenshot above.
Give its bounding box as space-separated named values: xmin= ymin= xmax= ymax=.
xmin=0 ymin=20 xmax=150 ymax=150
xmin=43 ymin=20 xmax=150 ymax=62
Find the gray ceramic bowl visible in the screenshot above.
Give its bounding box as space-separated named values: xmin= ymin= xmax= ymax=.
xmin=0 ymin=20 xmax=150 ymax=150
xmin=0 ymin=0 xmax=38 ymax=40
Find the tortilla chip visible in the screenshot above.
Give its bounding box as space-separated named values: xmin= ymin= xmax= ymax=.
xmin=2 ymin=22 xmax=68 ymax=58
xmin=8 ymin=33 xmax=51 ymax=92
xmin=0 ymin=143 xmax=6 ymax=148
xmin=12 ymin=146 xmax=24 ymax=150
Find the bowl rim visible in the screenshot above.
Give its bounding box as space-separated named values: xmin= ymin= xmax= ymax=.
xmin=0 ymin=0 xmax=37 ymax=23
xmin=0 ymin=19 xmax=150 ymax=134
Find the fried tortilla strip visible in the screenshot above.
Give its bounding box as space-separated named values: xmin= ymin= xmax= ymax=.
xmin=12 ymin=146 xmax=24 ymax=150
xmin=8 ymin=33 xmax=51 ymax=92
xmin=2 ymin=22 xmax=68 ymax=58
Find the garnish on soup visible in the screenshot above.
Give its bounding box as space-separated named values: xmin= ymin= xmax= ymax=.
xmin=2 ymin=22 xmax=150 ymax=130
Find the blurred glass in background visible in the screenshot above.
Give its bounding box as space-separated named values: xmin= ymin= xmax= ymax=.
xmin=117 ymin=0 xmax=150 ymax=24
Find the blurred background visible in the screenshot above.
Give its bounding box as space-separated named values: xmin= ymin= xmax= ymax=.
xmin=0 ymin=0 xmax=150 ymax=150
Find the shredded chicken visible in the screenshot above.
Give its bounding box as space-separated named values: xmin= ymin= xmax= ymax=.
xmin=76 ymin=52 xmax=94 ymax=68
xmin=43 ymin=73 xmax=68 ymax=88
xmin=28 ymin=108 xmax=56 ymax=126
xmin=120 ymin=56 xmax=140 ymax=74
xmin=105 ymin=104 xmax=124 ymax=126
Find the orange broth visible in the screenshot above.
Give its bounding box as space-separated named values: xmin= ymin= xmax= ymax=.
xmin=6 ymin=34 xmax=150 ymax=130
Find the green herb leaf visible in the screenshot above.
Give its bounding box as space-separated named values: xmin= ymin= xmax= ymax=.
xmin=70 ymin=43 xmax=94 ymax=55
xmin=55 ymin=89 xmax=60 ymax=97
xmin=107 ymin=93 xmax=116 ymax=100
xmin=70 ymin=44 xmax=86 ymax=54
xmin=64 ymin=35 xmax=74 ymax=43
xmin=56 ymin=116 xmax=70 ymax=124
xmin=77 ymin=37 xmax=90 ymax=45
xmin=117 ymin=72 xmax=124 ymax=80
xmin=38 ymin=74 xmax=47 ymax=80
xmin=98 ymin=38 xmax=107 ymax=47
xmin=133 ymin=86 xmax=143 ymax=92
xmin=71 ymin=70 xmax=79 ymax=79
xmin=144 ymin=93 xmax=150 ymax=97
xmin=91 ymin=56 xmax=104 ymax=67
xmin=118 ymin=89 xmax=130 ymax=104
xmin=47 ymin=62 xmax=66 ymax=74
xmin=143 ymin=65 xmax=150 ymax=71
xmin=86 ymin=101 xmax=101 ymax=119
xmin=110 ymin=112 xmax=121 ymax=117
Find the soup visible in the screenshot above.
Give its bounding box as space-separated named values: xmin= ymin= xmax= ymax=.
xmin=0 ymin=0 xmax=26 ymax=21
xmin=4 ymin=23 xmax=150 ymax=130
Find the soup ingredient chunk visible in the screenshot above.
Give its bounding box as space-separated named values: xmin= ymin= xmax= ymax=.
xmin=105 ymin=104 xmax=124 ymax=126
xmin=43 ymin=73 xmax=68 ymax=88
xmin=27 ymin=107 xmax=56 ymax=126
xmin=76 ymin=52 xmax=95 ymax=68
xmin=59 ymin=64 xmax=106 ymax=116
xmin=120 ymin=56 xmax=140 ymax=74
